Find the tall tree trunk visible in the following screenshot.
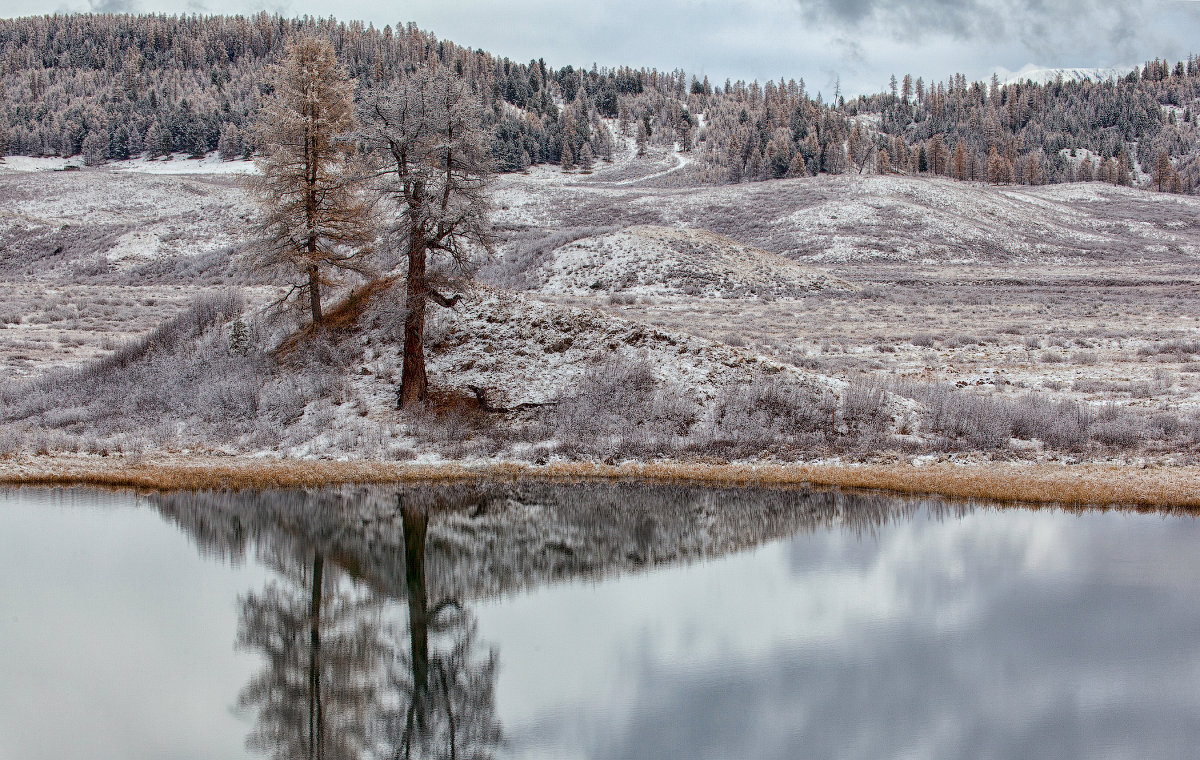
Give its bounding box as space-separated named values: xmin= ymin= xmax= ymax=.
xmin=398 ymin=230 xmax=428 ymax=408
xmin=307 ymin=263 xmax=322 ymax=326
xmin=308 ymin=552 xmax=324 ymax=760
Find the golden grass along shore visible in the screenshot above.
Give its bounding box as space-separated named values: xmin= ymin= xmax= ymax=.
xmin=0 ymin=454 xmax=1196 ymax=509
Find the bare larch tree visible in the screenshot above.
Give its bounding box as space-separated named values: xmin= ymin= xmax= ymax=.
xmin=251 ymin=36 xmax=374 ymax=327
xmin=360 ymin=67 xmax=494 ymax=408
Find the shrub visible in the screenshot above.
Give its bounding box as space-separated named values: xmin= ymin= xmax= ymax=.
xmin=840 ymin=379 xmax=891 ymax=444
xmin=1010 ymin=394 xmax=1091 ymax=450
xmin=700 ymin=373 xmax=833 ymax=455
xmin=900 ymin=383 xmax=1012 ymax=450
xmin=549 ymin=354 xmax=698 ymax=456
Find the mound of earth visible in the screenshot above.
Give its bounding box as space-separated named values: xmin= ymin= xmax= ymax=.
xmin=523 ymin=225 xmax=851 ymax=299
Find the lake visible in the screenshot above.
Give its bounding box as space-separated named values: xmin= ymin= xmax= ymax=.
xmin=2 ymin=483 xmax=1198 ymax=759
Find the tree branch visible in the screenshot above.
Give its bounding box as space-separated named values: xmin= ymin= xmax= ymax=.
xmin=427 ymin=289 xmax=460 ymax=308
xmin=467 ymin=385 xmax=555 ymax=413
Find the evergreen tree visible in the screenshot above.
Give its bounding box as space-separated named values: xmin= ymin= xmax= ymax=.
xmin=82 ymin=129 xmax=109 ymax=166
xmin=953 ymin=140 xmax=967 ymax=180
xmin=1078 ymin=155 xmax=1094 ymax=181
xmin=249 ymin=35 xmax=374 ymax=327
xmin=578 ymin=142 xmax=595 ymax=171
xmin=1154 ymin=149 xmax=1173 ymax=191
xmin=218 ymin=123 xmax=242 ymax=161
xmin=360 ymin=67 xmax=495 ymax=408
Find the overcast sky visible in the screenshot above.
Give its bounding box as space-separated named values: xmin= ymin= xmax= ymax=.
xmin=4 ymin=0 xmax=1200 ymax=96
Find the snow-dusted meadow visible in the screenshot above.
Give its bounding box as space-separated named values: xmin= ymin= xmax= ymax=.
xmin=1 ymin=146 xmax=1199 ymax=464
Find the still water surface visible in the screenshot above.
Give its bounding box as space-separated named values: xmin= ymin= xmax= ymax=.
xmin=2 ymin=484 xmax=1199 ymax=759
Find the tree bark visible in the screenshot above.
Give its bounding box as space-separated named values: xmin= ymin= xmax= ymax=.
xmin=307 ymin=264 xmax=322 ymax=326
xmin=398 ymin=228 xmax=428 ymax=408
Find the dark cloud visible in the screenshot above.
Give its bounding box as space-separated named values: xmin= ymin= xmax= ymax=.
xmin=88 ymin=0 xmax=140 ymax=12
xmin=792 ymin=0 xmax=1191 ymax=61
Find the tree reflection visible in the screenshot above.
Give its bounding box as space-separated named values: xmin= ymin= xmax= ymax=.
xmin=235 ymin=497 xmax=500 ymax=760
xmin=151 ymin=482 xmax=958 ymax=760
xmin=375 ymin=499 xmax=501 ymax=760
xmin=236 ymin=547 xmax=382 ymax=760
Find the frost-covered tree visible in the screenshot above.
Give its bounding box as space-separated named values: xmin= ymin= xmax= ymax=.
xmin=218 ymin=123 xmax=242 ymax=161
xmin=1154 ymin=149 xmax=1174 ymax=191
xmin=82 ymin=129 xmax=109 ymax=166
xmin=578 ymin=142 xmax=595 ymax=170
xmin=987 ymin=146 xmax=1013 ymax=184
xmin=360 ymin=67 xmax=495 ymax=408
xmin=249 ymin=36 xmax=375 ymax=327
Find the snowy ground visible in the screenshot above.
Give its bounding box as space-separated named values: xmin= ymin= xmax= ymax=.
xmin=2 ymin=149 xmax=1198 ymax=462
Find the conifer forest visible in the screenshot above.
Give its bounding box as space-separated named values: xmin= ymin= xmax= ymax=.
xmin=2 ymin=13 xmax=1200 ymax=191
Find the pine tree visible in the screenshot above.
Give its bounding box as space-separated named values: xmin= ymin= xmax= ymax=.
xmin=928 ymin=134 xmax=947 ymax=175
xmin=249 ymin=35 xmax=374 ymax=327
xmin=360 ymin=67 xmax=495 ymax=408
xmin=848 ymin=123 xmax=873 ymax=173
xmin=82 ymin=129 xmax=109 ymax=166
xmin=987 ymin=146 xmax=1013 ymax=184
xmin=1078 ymin=156 xmax=1094 ymax=182
xmin=787 ymin=150 xmax=808 ymax=177
xmin=1116 ymin=150 xmax=1133 ymax=186
xmin=229 ymin=318 xmax=250 ymax=355
xmin=217 ymin=123 xmax=241 ymax=161
xmin=594 ymin=125 xmax=615 ymax=162
xmin=1153 ymin=149 xmax=1172 ymax=191
xmin=578 ymin=142 xmax=595 ymax=171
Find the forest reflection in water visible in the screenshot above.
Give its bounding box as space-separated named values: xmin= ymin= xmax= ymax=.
xmin=146 ymin=482 xmax=945 ymax=760
xmin=5 ymin=482 xmax=1200 ymax=760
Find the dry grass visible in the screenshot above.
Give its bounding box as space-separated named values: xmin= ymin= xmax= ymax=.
xmin=274 ymin=275 xmax=401 ymax=356
xmin=1 ymin=454 xmax=1196 ymax=509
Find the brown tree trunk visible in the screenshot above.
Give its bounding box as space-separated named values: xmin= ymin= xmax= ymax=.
xmin=398 ymin=230 xmax=428 ymax=408
xmin=307 ymin=264 xmax=322 ymax=326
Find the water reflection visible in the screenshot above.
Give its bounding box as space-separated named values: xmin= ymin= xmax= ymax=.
xmin=130 ymin=484 xmax=1200 ymax=760
xmin=208 ymin=495 xmax=503 ymax=760
xmin=145 ymin=484 xmax=965 ymax=760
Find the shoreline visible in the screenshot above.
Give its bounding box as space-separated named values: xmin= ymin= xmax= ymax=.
xmin=1 ymin=454 xmax=1197 ymax=509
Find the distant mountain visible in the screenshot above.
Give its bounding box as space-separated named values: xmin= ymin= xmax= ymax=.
xmin=997 ymin=65 xmax=1135 ymax=86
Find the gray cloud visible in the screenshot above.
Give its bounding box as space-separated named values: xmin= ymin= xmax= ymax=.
xmin=793 ymin=0 xmax=1189 ymax=62
xmin=88 ymin=0 xmax=139 ymax=12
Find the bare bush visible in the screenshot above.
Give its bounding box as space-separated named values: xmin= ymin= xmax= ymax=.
xmin=1010 ymin=394 xmax=1092 ymax=450
xmin=840 ymin=378 xmax=891 ymax=445
xmin=898 ymin=383 xmax=1012 ymax=450
xmin=699 ymin=373 xmax=833 ymax=455
xmin=549 ymin=354 xmax=698 ymax=457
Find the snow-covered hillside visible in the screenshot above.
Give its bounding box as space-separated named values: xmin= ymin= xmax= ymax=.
xmin=516 ymin=225 xmax=851 ymax=298
xmin=1 ymin=151 xmax=1199 ymax=464
xmin=997 ymin=65 xmax=1134 ymax=86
